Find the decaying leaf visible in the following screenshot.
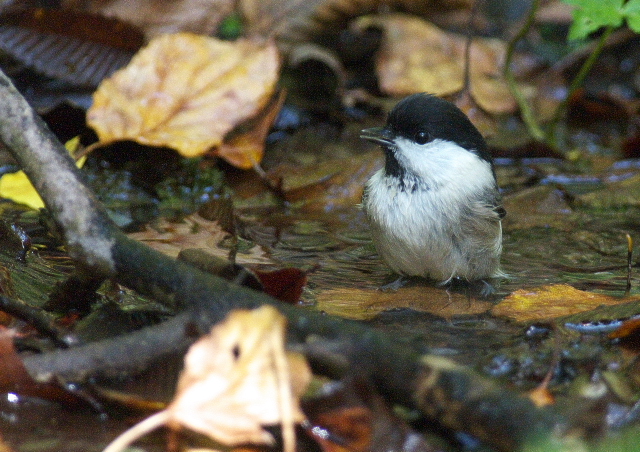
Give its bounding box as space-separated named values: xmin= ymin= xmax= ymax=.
xmin=0 ymin=8 xmax=143 ymax=87
xmin=0 ymin=327 xmax=84 ymax=405
xmin=317 ymin=286 xmax=492 ymax=321
xmin=63 ymin=0 xmax=235 ymax=38
xmin=102 ymin=306 xmax=310 ymax=452
xmin=127 ymin=214 xmax=271 ymax=265
xmin=218 ymin=90 xmax=286 ymax=170
xmin=492 ymin=284 xmax=640 ymax=323
xmin=354 ymin=13 xmax=517 ymax=114
xmin=87 ymin=33 xmax=280 ymax=165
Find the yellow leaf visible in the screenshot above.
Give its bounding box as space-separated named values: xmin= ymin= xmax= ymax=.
xmin=317 ymin=286 xmax=492 ymax=321
xmin=492 ymin=284 xmax=640 ymax=322
xmin=87 ymin=33 xmax=281 ymax=164
xmin=0 ymin=137 xmax=84 ymax=209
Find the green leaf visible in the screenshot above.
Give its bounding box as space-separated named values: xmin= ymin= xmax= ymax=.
xmin=621 ymin=0 xmax=640 ymax=32
xmin=563 ymin=0 xmax=624 ymax=40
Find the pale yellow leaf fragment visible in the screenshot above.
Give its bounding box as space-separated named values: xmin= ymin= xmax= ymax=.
xmin=87 ymin=33 xmax=280 ymax=161
xmin=102 ymin=306 xmax=310 ymax=452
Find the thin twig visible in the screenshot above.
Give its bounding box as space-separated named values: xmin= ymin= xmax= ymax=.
xmin=0 ymin=295 xmax=76 ymax=347
xmin=547 ymin=26 xmax=614 ymax=148
xmin=504 ymin=0 xmax=545 ymax=142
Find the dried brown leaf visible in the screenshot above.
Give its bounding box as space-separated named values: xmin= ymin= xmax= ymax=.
xmin=63 ymin=0 xmax=234 ymax=38
xmin=218 ymin=91 xmax=286 ymax=170
xmin=126 ymin=214 xmax=271 ymax=265
xmin=355 ymin=13 xmax=517 ymax=114
xmin=87 ymin=33 xmax=280 ymax=164
xmin=103 ymin=306 xmax=310 ymax=452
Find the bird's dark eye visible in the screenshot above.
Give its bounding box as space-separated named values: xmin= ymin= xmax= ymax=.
xmin=414 ymin=131 xmax=430 ymax=145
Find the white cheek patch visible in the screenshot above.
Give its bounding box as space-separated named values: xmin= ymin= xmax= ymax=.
xmin=392 ymin=137 xmax=494 ymax=195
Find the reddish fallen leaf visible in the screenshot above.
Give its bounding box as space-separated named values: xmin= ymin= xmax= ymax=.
xmin=609 ymin=317 xmax=640 ymax=340
xmin=0 ymin=327 xmax=84 ymax=405
xmin=303 ymin=377 xmax=436 ymax=452
xmin=255 ymin=267 xmax=308 ymax=304
xmin=218 ymin=90 xmax=286 ymax=170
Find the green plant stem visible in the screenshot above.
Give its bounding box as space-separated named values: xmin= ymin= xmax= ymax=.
xmin=504 ymin=0 xmax=545 ymax=142
xmin=547 ymin=25 xmax=614 ymax=148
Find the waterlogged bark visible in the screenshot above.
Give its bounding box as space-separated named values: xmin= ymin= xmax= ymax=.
xmin=0 ymin=68 xmax=569 ymax=451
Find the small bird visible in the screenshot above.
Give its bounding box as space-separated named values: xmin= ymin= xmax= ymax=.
xmin=360 ymin=93 xmax=505 ymax=288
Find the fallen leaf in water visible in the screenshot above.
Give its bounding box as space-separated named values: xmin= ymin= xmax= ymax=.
xmin=127 ymin=214 xmax=271 ymax=265
xmin=87 ymin=33 xmax=280 ymax=165
xmin=255 ymin=267 xmax=308 ymax=304
xmin=354 ymin=13 xmax=517 ymax=114
xmin=0 ymin=327 xmax=84 ymax=405
xmin=304 ymin=377 xmax=435 ymax=452
xmin=269 ymin=152 xmax=382 ymax=210
xmin=102 ymin=306 xmax=310 ymax=452
xmin=492 ymin=284 xmax=640 ymax=322
xmin=317 ymin=286 xmax=492 ymax=321
xmin=528 ymin=385 xmax=555 ymax=408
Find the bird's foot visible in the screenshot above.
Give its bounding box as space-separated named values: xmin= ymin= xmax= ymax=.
xmin=442 ymin=278 xmax=498 ymax=299
xmin=378 ymin=276 xmax=409 ymax=291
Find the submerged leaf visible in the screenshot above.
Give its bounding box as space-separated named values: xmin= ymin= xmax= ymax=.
xmin=492 ymin=284 xmax=640 ymax=322
xmin=127 ymin=214 xmax=271 ymax=264
xmin=87 ymin=33 xmax=280 ymax=164
xmin=317 ymin=286 xmax=492 ymax=320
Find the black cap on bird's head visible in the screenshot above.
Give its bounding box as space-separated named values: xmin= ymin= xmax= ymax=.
xmin=361 ymin=93 xmax=491 ymax=163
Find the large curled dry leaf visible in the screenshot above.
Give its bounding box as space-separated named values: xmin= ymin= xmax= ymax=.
xmin=103 ymin=306 xmax=310 ymax=452
xmin=354 ymin=13 xmax=516 ymax=114
xmin=87 ymin=33 xmax=280 ymax=166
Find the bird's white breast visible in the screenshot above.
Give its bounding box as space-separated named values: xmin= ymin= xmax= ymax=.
xmin=363 ymin=139 xmax=502 ymax=282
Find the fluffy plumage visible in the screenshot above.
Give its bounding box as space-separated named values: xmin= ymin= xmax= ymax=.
xmin=361 ymin=93 xmax=505 ymax=283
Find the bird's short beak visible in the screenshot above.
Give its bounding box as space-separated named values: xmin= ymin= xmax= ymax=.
xmin=360 ymin=127 xmax=395 ymax=146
